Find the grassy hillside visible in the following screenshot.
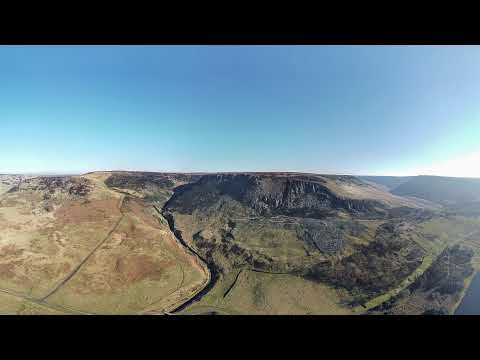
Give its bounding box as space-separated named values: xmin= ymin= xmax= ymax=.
xmin=359 ymin=176 xmax=412 ymax=190
xmin=0 ymin=172 xmax=208 ymax=314
xmin=391 ymin=176 xmax=480 ymax=205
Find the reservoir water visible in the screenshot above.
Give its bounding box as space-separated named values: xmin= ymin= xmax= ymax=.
xmin=455 ymin=272 xmax=480 ymax=315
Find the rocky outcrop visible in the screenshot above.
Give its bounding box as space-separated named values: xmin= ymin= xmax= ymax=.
xmin=10 ymin=176 xmax=92 ymax=197
xmin=105 ymin=173 xmax=176 ymax=190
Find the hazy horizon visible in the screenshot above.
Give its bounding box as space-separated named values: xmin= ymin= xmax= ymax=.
xmin=2 ymin=170 xmax=480 ymax=180
xmin=2 ymin=46 xmax=479 ymax=176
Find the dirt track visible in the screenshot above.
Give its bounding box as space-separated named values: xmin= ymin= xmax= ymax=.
xmin=40 ymin=195 xmax=126 ymax=302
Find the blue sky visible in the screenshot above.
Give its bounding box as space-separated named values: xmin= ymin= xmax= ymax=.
xmin=1 ymin=45 xmax=479 ymax=176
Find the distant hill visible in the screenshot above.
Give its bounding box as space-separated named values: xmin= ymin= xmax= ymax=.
xmin=391 ymin=175 xmax=480 ymax=205
xmin=359 ymin=176 xmax=412 ymax=190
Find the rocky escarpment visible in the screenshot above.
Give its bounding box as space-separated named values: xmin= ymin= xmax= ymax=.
xmin=5 ymin=177 xmax=93 ymax=215
xmin=0 ymin=175 xmax=33 ymax=195
xmin=8 ymin=176 xmax=92 ymax=197
xmin=105 ymin=172 xmax=176 ymax=190
xmin=165 ymin=173 xmax=386 ymax=219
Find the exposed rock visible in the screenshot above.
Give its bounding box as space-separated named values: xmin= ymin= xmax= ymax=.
xmin=165 ymin=173 xmax=386 ymax=219
xmin=15 ymin=176 xmax=92 ymax=198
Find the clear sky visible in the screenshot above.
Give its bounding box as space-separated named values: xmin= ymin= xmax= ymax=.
xmin=1 ymin=45 xmax=480 ymax=176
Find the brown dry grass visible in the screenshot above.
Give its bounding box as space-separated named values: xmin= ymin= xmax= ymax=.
xmin=46 ymin=196 xmax=208 ymax=314
xmin=0 ymin=174 xmax=209 ymax=314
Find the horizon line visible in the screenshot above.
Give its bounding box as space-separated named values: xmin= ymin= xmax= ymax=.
xmin=2 ymin=170 xmax=480 ymax=180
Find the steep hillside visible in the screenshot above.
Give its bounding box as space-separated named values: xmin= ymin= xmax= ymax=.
xmin=166 ymin=173 xmax=430 ymax=218
xmin=160 ymin=173 xmax=454 ymax=313
xmin=368 ymin=245 xmax=475 ymax=315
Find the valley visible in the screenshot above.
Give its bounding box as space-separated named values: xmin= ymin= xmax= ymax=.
xmin=0 ymin=172 xmax=479 ymax=314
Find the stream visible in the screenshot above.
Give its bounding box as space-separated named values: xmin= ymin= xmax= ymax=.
xmin=158 ymin=209 xmax=218 ymax=313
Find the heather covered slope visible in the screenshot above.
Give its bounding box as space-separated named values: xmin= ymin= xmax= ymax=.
xmin=0 ymin=172 xmax=208 ymax=314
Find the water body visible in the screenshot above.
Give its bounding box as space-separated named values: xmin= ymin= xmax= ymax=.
xmin=455 ymin=272 xmax=480 ymax=315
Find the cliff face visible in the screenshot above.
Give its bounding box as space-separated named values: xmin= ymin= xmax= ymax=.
xmin=166 ymin=173 xmax=385 ymax=218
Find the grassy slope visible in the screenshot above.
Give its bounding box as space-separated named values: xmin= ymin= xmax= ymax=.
xmin=0 ymin=176 xmax=124 ymax=298
xmin=0 ymin=184 xmax=10 ymax=196
xmin=181 ymin=269 xmax=351 ymax=315
xmin=177 ymin=212 xmax=480 ymax=315
xmin=358 ymin=176 xmax=412 ymax=191
xmin=391 ymin=176 xmax=480 ymax=204
xmin=0 ymin=172 xmax=209 ymax=314
xmin=0 ymin=291 xmax=68 ymax=315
